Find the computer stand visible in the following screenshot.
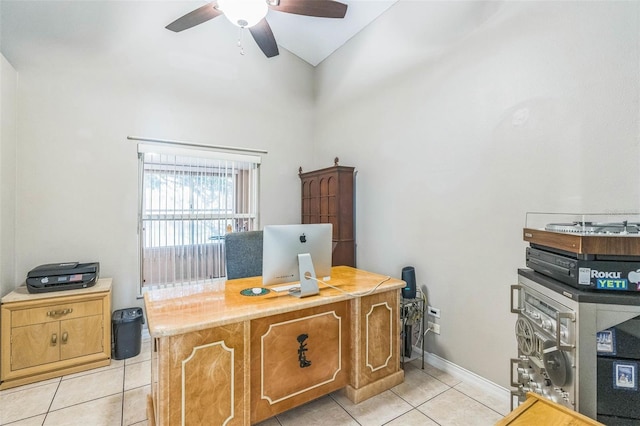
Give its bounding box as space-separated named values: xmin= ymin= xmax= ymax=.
xmin=291 ymin=253 xmax=319 ymax=298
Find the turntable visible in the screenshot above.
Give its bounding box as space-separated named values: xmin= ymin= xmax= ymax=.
xmin=523 ymin=212 xmax=640 ymax=257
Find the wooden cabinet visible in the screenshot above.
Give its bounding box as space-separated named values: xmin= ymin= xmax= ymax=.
xmin=299 ymin=158 xmax=355 ymax=267
xmin=1 ymin=279 xmax=112 ymax=390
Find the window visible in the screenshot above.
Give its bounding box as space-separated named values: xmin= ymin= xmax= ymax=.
xmin=137 ymin=143 xmax=260 ymax=293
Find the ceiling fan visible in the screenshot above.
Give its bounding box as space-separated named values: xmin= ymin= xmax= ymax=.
xmin=166 ymin=0 xmax=349 ymax=58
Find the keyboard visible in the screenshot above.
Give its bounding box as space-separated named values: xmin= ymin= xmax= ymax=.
xmin=270 ymin=283 xmax=301 ymax=293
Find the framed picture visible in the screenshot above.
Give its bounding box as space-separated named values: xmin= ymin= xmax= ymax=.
xmin=613 ymin=361 xmax=637 ymax=391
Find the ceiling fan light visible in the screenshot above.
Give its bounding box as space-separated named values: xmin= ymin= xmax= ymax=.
xmin=218 ymin=0 xmax=268 ymax=28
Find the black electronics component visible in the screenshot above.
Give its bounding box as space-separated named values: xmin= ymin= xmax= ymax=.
xmin=401 ymin=266 xmax=417 ymax=299
xmin=26 ymin=262 xmax=99 ymax=293
xmin=526 ymin=246 xmax=640 ymax=292
xmin=596 ymin=317 xmax=640 ymax=423
xmin=597 ymin=357 xmax=640 ymax=422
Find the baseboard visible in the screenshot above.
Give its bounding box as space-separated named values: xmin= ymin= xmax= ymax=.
xmin=412 ymin=346 xmax=510 ymax=402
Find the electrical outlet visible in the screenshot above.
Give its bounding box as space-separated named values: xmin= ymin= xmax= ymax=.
xmin=427 ymin=306 xmax=441 ymax=318
xmin=428 ymin=321 xmax=440 ymax=335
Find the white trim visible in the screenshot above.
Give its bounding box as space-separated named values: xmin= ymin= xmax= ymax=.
xmin=413 ymin=347 xmax=510 ymax=402
xmin=129 ymin=135 xmax=267 ymax=155
xmin=137 ymin=142 xmax=261 ymax=164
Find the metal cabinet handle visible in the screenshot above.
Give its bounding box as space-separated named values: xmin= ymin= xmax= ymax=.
xmin=47 ymin=308 xmax=73 ymax=317
xmin=510 ymin=285 xmax=523 ymax=313
xmin=62 ymin=332 xmax=68 ymax=344
xmin=510 ymin=390 xmax=523 ymax=412
xmin=555 ymin=311 xmax=576 ymax=351
xmin=510 ymin=358 xmax=522 ymax=387
xmin=51 ymin=333 xmax=57 ymax=345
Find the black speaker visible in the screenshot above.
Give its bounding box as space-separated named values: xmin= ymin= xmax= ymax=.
xmin=401 ymin=266 xmax=416 ymax=299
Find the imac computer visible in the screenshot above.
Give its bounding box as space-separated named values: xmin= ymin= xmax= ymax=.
xmin=262 ymin=224 xmax=332 ymax=297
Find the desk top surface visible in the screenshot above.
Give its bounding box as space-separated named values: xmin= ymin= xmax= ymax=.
xmin=144 ymin=266 xmax=403 ymax=337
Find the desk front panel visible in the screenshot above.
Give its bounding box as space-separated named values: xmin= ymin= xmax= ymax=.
xmin=352 ymin=290 xmax=401 ymax=387
xmin=250 ymin=301 xmax=349 ymax=423
xmin=154 ymin=321 xmax=247 ymax=426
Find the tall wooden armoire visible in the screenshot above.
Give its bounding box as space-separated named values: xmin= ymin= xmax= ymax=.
xmin=299 ymin=158 xmax=355 ymax=267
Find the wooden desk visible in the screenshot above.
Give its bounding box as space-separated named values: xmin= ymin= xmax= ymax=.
xmin=144 ymin=266 xmax=405 ymax=425
xmin=497 ymin=393 xmax=604 ymax=425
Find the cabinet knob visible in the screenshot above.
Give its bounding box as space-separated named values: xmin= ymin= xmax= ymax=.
xmin=62 ymin=332 xmax=68 ymax=344
xmin=51 ymin=333 xmax=57 ymax=345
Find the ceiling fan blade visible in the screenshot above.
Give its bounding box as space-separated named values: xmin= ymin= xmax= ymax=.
xmin=249 ymin=19 xmax=279 ymax=58
xmin=269 ymin=0 xmax=347 ymax=18
xmin=166 ymin=2 xmax=222 ymax=32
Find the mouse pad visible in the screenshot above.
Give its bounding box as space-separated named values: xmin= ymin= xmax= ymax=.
xmin=240 ymin=288 xmax=271 ymax=296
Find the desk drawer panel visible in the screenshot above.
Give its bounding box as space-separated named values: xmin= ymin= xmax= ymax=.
xmin=11 ymin=300 xmax=102 ymax=327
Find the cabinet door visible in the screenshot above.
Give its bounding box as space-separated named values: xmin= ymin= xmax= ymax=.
xmin=60 ymin=315 xmax=103 ymax=360
xmin=301 ymin=175 xmax=317 ymax=224
xmin=11 ymin=322 xmax=60 ymax=370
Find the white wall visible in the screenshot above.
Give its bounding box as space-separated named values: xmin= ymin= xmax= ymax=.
xmin=315 ymin=0 xmax=640 ymax=388
xmin=0 ymin=54 xmax=17 ymax=298
xmin=5 ymin=2 xmax=315 ymax=310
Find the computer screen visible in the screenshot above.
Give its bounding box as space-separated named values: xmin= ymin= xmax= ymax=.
xmin=262 ymin=224 xmax=332 ymax=295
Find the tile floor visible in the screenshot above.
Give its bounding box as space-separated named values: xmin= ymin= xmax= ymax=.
xmin=0 ymin=338 xmax=510 ymax=425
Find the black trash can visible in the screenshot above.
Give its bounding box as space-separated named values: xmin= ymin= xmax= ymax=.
xmin=112 ymin=307 xmax=144 ymax=360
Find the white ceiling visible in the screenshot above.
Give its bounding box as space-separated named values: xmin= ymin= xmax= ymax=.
xmin=267 ymin=0 xmax=397 ymax=66
xmin=0 ymin=0 xmax=398 ymax=68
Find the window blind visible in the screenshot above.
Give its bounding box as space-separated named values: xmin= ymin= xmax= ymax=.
xmin=137 ymin=143 xmax=260 ymax=293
